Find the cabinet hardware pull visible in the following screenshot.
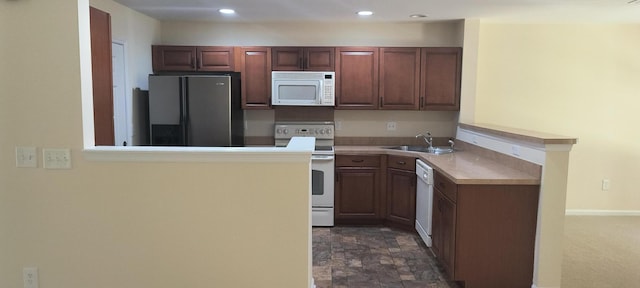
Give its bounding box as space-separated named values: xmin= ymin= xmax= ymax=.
xmin=397 ymin=161 xmax=406 ymax=165
xmin=379 ymin=97 xmax=383 ymax=107
xmin=352 ymin=159 xmax=364 ymax=163
xmin=299 ymin=57 xmax=303 ymax=69
xmin=420 ymin=97 xmax=424 ymax=108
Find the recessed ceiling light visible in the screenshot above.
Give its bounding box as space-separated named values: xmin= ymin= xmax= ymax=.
xmin=357 ymin=11 xmax=374 ymax=16
xmin=410 ymin=14 xmax=427 ymax=18
xmin=219 ymin=8 xmax=236 ymax=14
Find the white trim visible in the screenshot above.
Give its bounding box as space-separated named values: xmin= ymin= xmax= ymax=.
xmin=532 ymin=285 xmax=560 ymax=288
xmin=83 ymin=137 xmax=314 ymax=163
xmin=111 ymin=39 xmax=133 ymax=146
xmin=456 ymin=127 xmax=574 ymax=166
xmin=456 ymin=127 xmax=546 ymax=165
xmin=565 ymin=209 xmax=640 ymax=216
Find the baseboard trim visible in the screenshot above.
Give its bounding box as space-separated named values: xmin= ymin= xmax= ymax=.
xmin=565 ymin=209 xmax=640 ymax=216
xmin=531 ymin=285 xmax=560 ymax=288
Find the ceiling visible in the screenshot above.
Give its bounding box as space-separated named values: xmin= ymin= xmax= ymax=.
xmin=112 ymin=0 xmax=640 ymax=23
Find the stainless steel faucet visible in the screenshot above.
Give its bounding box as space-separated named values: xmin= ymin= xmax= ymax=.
xmin=416 ymin=132 xmax=433 ymax=148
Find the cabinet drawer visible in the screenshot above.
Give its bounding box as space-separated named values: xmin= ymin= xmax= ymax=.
xmin=387 ymin=155 xmax=416 ymax=171
xmin=336 ymin=155 xmax=381 ymax=167
xmin=434 ymin=171 xmax=457 ymax=202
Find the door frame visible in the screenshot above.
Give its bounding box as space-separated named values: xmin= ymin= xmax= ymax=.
xmin=112 ymin=39 xmax=132 ymax=146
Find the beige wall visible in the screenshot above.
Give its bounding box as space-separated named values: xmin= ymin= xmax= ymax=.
xmin=159 ymin=20 xmax=465 ymax=138
xmin=0 ymin=1 xmax=310 ymax=287
xmin=473 ymin=23 xmax=640 ymax=211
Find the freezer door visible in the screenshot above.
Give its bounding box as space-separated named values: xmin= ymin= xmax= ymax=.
xmin=149 ymin=75 xmax=182 ymax=125
xmin=149 ymin=75 xmax=185 ymax=145
xmin=186 ymin=76 xmax=232 ymax=146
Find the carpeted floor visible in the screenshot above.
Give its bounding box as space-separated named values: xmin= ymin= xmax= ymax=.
xmin=562 ymin=216 xmax=640 ymax=288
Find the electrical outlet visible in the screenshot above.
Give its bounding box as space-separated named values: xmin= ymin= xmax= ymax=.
xmin=511 ymin=145 xmax=521 ymax=156
xmin=16 ymin=147 xmax=37 ymax=168
xmin=43 ymin=148 xmax=72 ymax=169
xmin=23 ymin=267 xmax=38 ymax=288
xmin=335 ymin=121 xmax=343 ymax=131
xmin=602 ymin=179 xmax=610 ymax=191
xmin=386 ymin=122 xmax=397 ymax=131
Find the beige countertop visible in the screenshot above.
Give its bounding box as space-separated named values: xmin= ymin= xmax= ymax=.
xmin=335 ymin=146 xmax=541 ymax=185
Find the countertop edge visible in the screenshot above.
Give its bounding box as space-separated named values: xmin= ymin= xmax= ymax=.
xmin=335 ymin=146 xmax=541 ymax=186
xmin=459 ymin=123 xmax=577 ymax=145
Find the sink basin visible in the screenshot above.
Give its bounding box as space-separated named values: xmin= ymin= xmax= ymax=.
xmin=387 ymin=145 xmax=454 ymax=154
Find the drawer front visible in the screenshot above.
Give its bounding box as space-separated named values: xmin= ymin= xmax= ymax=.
xmin=336 ymin=155 xmax=381 ymax=167
xmin=387 ymin=155 xmax=416 ymax=171
xmin=434 ymin=171 xmax=457 ymax=202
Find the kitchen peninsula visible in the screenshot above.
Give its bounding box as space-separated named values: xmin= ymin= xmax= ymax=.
xmin=335 ymin=123 xmax=576 ymax=288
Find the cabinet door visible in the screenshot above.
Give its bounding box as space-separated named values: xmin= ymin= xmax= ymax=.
xmin=420 ymin=47 xmax=462 ymax=110
xmin=335 ymin=167 xmax=381 ymax=220
xmin=272 ymin=47 xmax=304 ymax=71
xmin=197 ymin=46 xmax=234 ymax=71
xmin=305 ymin=47 xmax=335 ymax=71
xmin=335 ymin=47 xmax=379 ymax=109
xmin=152 ymin=45 xmax=197 ymax=72
xmin=237 ymin=47 xmax=272 ymax=109
xmin=386 ymin=168 xmax=417 ymax=229
xmin=380 ymin=48 xmax=421 ymax=110
xmin=433 ymin=188 xmax=456 ymax=278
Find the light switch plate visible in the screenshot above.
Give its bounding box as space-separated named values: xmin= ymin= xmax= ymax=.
xmin=43 ymin=148 xmax=72 ymax=169
xmin=16 ymin=147 xmax=37 ymax=168
xmin=23 ymin=267 xmax=38 ymax=288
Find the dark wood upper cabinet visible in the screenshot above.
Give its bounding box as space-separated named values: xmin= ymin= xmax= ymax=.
xmin=379 ymin=48 xmax=421 ymax=110
xmin=236 ymin=46 xmax=272 ymax=109
xmin=197 ymin=46 xmax=235 ymax=71
xmin=335 ymin=47 xmax=379 ymax=109
xmin=152 ymin=45 xmax=234 ymax=72
xmin=90 ymin=7 xmax=114 ymax=146
xmin=420 ymin=47 xmax=462 ymax=110
xmin=152 ymin=45 xmax=197 ymax=72
xmin=272 ymin=47 xmax=334 ymax=71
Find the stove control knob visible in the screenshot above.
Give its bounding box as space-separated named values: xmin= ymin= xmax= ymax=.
xmin=320 ymin=129 xmax=325 ymax=134
xmin=276 ymin=128 xmax=282 ymax=134
xmin=283 ymin=129 xmax=289 ymax=135
xmin=325 ymin=128 xmax=332 ymax=134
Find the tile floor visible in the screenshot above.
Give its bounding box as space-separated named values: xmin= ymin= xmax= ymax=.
xmin=312 ymin=226 xmax=460 ymax=288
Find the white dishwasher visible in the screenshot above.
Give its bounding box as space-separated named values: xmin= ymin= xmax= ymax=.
xmin=415 ymin=159 xmax=434 ymax=247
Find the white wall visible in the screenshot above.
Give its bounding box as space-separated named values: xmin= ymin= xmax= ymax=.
xmin=0 ymin=1 xmax=311 ymax=287
xmin=159 ymin=20 xmax=465 ymax=138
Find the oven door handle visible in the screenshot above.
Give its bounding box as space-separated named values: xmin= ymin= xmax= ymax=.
xmin=311 ymin=155 xmax=335 ymax=161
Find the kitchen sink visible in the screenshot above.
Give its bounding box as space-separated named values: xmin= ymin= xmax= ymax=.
xmin=387 ymin=145 xmax=454 ymax=155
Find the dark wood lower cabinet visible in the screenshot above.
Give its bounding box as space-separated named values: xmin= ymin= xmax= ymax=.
xmin=386 ymin=155 xmax=417 ymax=230
xmin=431 ymin=170 xmax=540 ymax=288
xmin=335 ymin=155 xmax=540 ymax=288
xmin=335 ymin=155 xmax=384 ymax=224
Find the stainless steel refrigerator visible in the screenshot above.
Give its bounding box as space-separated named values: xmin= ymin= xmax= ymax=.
xmin=148 ymin=74 xmax=244 ymax=146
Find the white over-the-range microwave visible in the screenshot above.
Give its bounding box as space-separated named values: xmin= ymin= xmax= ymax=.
xmin=271 ymin=71 xmax=335 ymax=106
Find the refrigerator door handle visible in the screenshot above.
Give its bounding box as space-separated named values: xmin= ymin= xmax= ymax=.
xmin=180 ymin=78 xmax=188 ymax=146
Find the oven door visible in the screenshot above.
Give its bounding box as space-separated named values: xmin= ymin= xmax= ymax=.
xmin=311 ymin=154 xmax=334 ymax=207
